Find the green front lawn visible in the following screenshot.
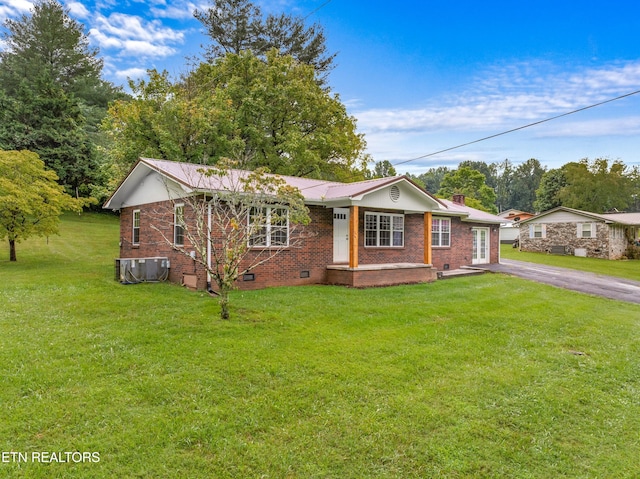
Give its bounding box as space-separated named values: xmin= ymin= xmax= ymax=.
xmin=501 ymin=243 xmax=640 ymax=281
xmin=1 ymin=214 xmax=639 ymax=478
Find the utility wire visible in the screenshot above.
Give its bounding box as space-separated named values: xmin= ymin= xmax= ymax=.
xmin=304 ymin=0 xmax=334 ymax=19
xmin=392 ymin=88 xmax=640 ymax=167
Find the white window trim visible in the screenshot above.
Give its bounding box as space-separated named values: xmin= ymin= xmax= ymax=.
xmin=431 ymin=217 xmax=451 ymax=247
xmin=174 ymin=204 xmax=185 ymax=246
xmin=364 ymin=212 xmax=404 ymax=248
xmin=577 ymin=222 xmax=595 ymax=238
xmin=530 ymin=224 xmax=546 ymax=239
xmin=248 ymin=206 xmax=290 ymax=248
xmin=132 ymin=209 xmax=140 ymax=245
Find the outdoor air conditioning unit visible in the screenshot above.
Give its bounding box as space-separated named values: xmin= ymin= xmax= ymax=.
xmin=115 ymin=257 xmax=170 ymax=284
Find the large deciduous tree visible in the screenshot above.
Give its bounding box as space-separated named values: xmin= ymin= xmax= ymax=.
xmin=437 ymin=166 xmax=498 ymax=213
xmin=556 ymin=158 xmax=633 ymax=213
xmin=0 ymin=150 xmax=85 ymax=261
xmin=194 ymin=0 xmax=335 ymax=81
xmin=103 ymin=51 xmax=368 ymax=182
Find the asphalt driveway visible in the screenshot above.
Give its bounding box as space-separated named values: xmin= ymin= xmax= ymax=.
xmin=475 ymin=258 xmax=640 ymax=305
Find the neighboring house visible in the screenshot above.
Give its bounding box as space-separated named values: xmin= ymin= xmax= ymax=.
xmin=519 ymin=206 xmax=640 ymax=259
xmin=498 ymin=209 xmax=535 ymax=244
xmin=104 ymin=158 xmax=505 ymax=290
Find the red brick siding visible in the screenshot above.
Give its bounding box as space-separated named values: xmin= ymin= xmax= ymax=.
xmin=357 ymin=209 xmax=425 ymax=264
xmin=431 ymin=217 xmax=500 ymax=270
xmin=119 ymin=201 xmax=209 ymax=289
xmin=118 ymin=200 xmax=499 ymax=289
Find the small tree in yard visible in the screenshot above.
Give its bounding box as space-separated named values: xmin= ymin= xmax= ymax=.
xmin=0 ymin=150 xmax=85 ymax=261
xmin=151 ymin=158 xmax=311 ymax=320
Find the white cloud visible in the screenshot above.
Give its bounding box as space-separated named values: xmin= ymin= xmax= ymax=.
xmin=150 ymin=2 xmax=199 ymax=20
xmin=66 ymin=1 xmax=90 ymax=19
xmin=0 ymin=0 xmax=33 ymax=22
xmin=89 ymin=12 xmax=185 ymax=58
xmin=354 ymin=61 xmax=640 ymax=138
xmin=115 ymin=67 xmax=148 ymax=79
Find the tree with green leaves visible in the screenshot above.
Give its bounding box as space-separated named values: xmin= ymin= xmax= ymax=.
xmin=557 ymin=158 xmax=633 ymax=213
xmin=508 ymin=158 xmax=545 ymax=213
xmin=0 ymin=74 xmax=98 ymax=196
xmin=534 ymin=167 xmax=567 ymax=212
xmin=437 ymin=166 xmax=498 ymax=213
xmin=0 ymin=150 xmax=85 ymax=261
xmin=0 ymin=0 xmax=121 ymax=198
xmin=369 ymin=160 xmax=397 ymax=178
xmin=493 ymin=159 xmax=514 ymax=212
xmin=104 ymin=51 xmax=368 ymax=182
xmin=194 ymin=0 xmax=335 ymax=81
xmin=0 ymin=0 xmax=102 ymax=99
xmin=416 ymin=166 xmax=451 ymax=194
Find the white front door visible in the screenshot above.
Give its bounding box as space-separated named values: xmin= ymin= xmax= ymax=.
xmin=472 ymin=228 xmax=490 ymax=265
xmin=333 ymin=208 xmax=350 ymax=263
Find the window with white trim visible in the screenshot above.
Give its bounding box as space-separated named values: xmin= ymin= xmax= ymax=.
xmin=132 ymin=209 xmax=140 ymax=245
xmin=365 ymin=212 xmax=404 ymax=247
xmin=578 ymin=222 xmax=595 ymax=238
xmin=248 ymin=206 xmax=289 ymax=247
xmin=531 ymin=224 xmax=546 ymax=238
xmin=431 ymin=217 xmax=451 ymax=247
xmin=174 ymin=204 xmax=185 ymax=246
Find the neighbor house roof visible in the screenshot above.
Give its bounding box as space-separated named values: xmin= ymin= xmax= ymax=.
xmin=520 ymin=206 xmax=640 ymax=226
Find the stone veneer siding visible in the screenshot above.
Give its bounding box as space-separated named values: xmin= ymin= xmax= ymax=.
xmin=519 ymin=221 xmax=626 ymax=259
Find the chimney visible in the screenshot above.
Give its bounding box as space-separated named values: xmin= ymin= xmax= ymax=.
xmin=452 ymin=194 xmax=466 ymax=205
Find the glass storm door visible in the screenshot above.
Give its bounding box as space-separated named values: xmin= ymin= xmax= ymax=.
xmin=472 ymin=228 xmax=490 ymax=264
xmin=333 ymin=208 xmax=350 ymax=263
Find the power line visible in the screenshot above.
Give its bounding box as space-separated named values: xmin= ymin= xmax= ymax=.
xmin=392 ymin=88 xmax=640 ymax=168
xmin=304 ymin=0 xmax=334 ymax=19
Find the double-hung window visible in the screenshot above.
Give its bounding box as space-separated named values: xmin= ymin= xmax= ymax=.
xmin=431 ymin=217 xmax=451 ymax=247
xmin=174 ymin=204 xmax=185 ymax=246
xmin=248 ymin=207 xmax=289 ymax=247
xmin=132 ymin=210 xmax=140 ymax=245
xmin=578 ymin=223 xmax=594 ymax=238
xmin=532 ymin=224 xmax=545 ymax=238
xmin=364 ymin=212 xmax=404 ymax=247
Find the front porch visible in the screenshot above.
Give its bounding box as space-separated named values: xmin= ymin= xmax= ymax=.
xmin=326 ymin=263 xmax=437 ymax=288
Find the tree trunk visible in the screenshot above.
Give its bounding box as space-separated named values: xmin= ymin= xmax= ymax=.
xmin=9 ymin=239 xmax=16 ymax=262
xmin=219 ymin=289 xmax=230 ymax=320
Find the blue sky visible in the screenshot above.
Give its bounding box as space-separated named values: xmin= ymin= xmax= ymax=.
xmin=2 ymin=0 xmax=640 ymax=175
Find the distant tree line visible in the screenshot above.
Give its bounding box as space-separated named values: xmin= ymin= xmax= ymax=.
xmin=407 ymin=157 xmax=640 ymax=215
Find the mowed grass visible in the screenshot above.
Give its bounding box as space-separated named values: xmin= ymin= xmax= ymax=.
xmin=1 ymin=213 xmax=639 ymax=478
xmin=501 ymin=243 xmax=640 ymax=282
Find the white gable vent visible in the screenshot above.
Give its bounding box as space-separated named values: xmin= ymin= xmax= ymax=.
xmin=389 ymin=185 xmax=400 ymax=202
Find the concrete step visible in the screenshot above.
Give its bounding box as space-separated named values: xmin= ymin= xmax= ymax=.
xmin=437 ymin=267 xmax=485 ymax=279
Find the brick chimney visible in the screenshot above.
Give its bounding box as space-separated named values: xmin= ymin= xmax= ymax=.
xmin=452 ymin=194 xmax=466 ymax=205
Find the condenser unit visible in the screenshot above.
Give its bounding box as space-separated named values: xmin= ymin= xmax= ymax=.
xmin=115 ymin=257 xmax=170 ymax=284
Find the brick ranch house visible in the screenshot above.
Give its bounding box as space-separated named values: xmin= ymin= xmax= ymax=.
xmin=104 ymin=158 xmax=506 ymax=290
xmin=519 ymin=206 xmax=640 ymax=259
